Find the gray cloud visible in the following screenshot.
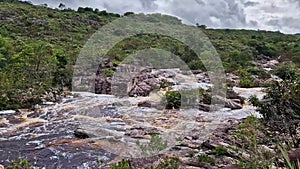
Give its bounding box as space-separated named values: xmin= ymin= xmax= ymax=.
xmin=23 ymin=0 xmax=300 ymax=34
xmin=268 ymin=17 xmax=300 ymax=30
xmin=243 ymin=1 xmax=259 ymax=7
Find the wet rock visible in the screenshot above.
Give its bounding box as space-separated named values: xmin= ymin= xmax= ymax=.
xmin=125 ymin=126 xmax=161 ymax=138
xmin=74 ymin=129 xmax=90 ymax=139
xmin=192 ymin=70 xmax=203 ymax=74
xmin=224 ymin=164 xmax=243 ymax=169
xmin=95 ymin=75 xmax=111 ymax=94
xmin=160 ymin=71 xmax=176 ymax=78
xmin=225 ymin=99 xmax=243 ymax=110
xmin=288 ymin=148 xmax=300 ymax=164
xmin=95 ymin=60 xmax=113 ymax=94
xmin=138 ymin=101 xmax=152 ymax=108
xmin=0 ymin=122 xmax=8 ymax=128
xmin=129 ymin=82 xmax=152 ymax=97
xmin=199 ymin=103 xmax=210 ymax=112
xmin=214 ymin=96 xmax=243 ymax=110
xmin=201 ymin=140 xmax=215 ymax=150
xmin=74 ymin=125 xmax=123 ymax=139
xmin=227 ymin=90 xmax=245 ymax=104
xmin=7 ymin=116 xmax=25 ymax=124
xmin=0 ymin=110 xmax=16 ymax=115
xmin=226 ymin=73 xmax=240 ymax=86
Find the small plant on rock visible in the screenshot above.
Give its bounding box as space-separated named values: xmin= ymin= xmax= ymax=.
xmin=7 ymin=158 xmax=32 ymax=169
xmin=136 ymin=134 xmax=168 ymax=157
xmin=110 ymin=159 xmax=132 ymax=169
xmin=212 ymin=146 xmax=229 ymax=156
xmin=198 ymin=154 xmax=215 ymax=165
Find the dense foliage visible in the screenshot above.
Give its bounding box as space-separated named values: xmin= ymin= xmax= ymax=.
xmin=257 ymin=76 xmax=300 ymax=147
xmin=0 ymin=1 xmax=299 ymax=110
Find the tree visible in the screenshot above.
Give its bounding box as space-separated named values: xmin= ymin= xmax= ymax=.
xmin=58 ymin=3 xmax=65 ymax=10
xmin=124 ymin=12 xmax=134 ymax=16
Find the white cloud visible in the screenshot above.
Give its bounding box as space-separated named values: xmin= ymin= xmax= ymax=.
xmin=24 ymin=0 xmax=300 ymax=34
xmin=243 ymin=0 xmax=300 ymax=33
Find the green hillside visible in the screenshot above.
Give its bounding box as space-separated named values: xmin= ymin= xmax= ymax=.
xmin=0 ymin=1 xmax=299 ymax=110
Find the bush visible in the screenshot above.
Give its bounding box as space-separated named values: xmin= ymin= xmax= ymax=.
xmin=248 ymin=95 xmax=261 ymax=107
xmin=153 ymin=157 xmax=179 ymax=169
xmin=258 ymin=79 xmax=300 ymax=147
xmin=239 ymin=69 xmax=255 ymax=88
xmin=103 ymin=69 xmax=115 ymax=77
xmin=136 ymin=134 xmax=168 ymax=157
xmin=110 ymin=159 xmax=132 ymax=169
xmin=165 ymin=91 xmax=181 ymax=109
xmin=7 ymin=158 xmax=32 ymax=169
xmin=198 ymin=154 xmax=215 ymax=165
xmin=275 ymin=64 xmax=298 ymax=81
xmin=212 ymin=146 xmax=228 ymax=156
xmin=234 ymin=116 xmax=275 ymax=169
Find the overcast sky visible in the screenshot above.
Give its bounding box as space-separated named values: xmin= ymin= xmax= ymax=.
xmin=26 ymin=0 xmax=300 ymax=34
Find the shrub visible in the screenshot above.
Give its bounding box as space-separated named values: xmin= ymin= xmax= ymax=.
xmin=7 ymin=158 xmax=32 ymax=169
xmin=239 ymin=69 xmax=255 ymax=88
xmin=248 ymin=95 xmax=261 ymax=107
xmin=275 ymin=64 xmax=298 ymax=81
xmin=165 ymin=91 xmax=181 ymax=109
xmin=234 ymin=116 xmax=275 ymax=169
xmin=110 ymin=159 xmax=132 ymax=169
xmin=155 ymin=157 xmax=179 ymax=169
xmin=198 ymin=154 xmax=215 ymax=165
xmin=103 ymin=69 xmax=115 ymax=77
xmin=136 ymin=134 xmax=168 ymax=157
xmin=258 ymin=79 xmax=300 ymax=147
xmin=212 ymin=146 xmax=228 ymax=156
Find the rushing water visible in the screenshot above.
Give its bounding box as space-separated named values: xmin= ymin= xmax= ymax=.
xmin=0 ymin=86 xmax=265 ymax=168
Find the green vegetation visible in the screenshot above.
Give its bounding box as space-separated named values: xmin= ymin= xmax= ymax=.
xmin=275 ymin=63 xmax=299 ymax=81
xmin=7 ymin=158 xmax=32 ymax=169
xmin=238 ymin=69 xmax=256 ymax=88
xmin=0 ymin=1 xmax=120 ymax=110
xmin=110 ymin=159 xmax=132 ymax=169
xmin=165 ymin=91 xmax=181 ymax=109
xmin=0 ymin=1 xmax=299 ymax=112
xmin=136 ymin=134 xmax=168 ymax=156
xmin=235 ymin=116 xmax=275 ymax=169
xmin=258 ymin=79 xmax=300 ymax=147
xmin=198 ymin=154 xmax=215 ymax=165
xmin=212 ymin=146 xmax=229 ymax=156
xmin=103 ymin=69 xmax=115 ymax=77
xmin=146 ymin=157 xmax=179 ymax=169
xmin=110 ymin=157 xmax=179 ymax=169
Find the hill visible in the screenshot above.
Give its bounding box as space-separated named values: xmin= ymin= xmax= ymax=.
xmin=0 ymin=1 xmax=299 ymax=110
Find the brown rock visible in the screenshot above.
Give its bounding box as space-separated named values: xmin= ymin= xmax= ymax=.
xmin=224 ymin=164 xmax=243 ymax=169
xmin=138 ymin=101 xmax=152 ymax=108
xmin=288 ymin=148 xmax=300 ymax=164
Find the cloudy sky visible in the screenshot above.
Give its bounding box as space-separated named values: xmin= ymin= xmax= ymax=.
xmin=26 ymin=0 xmax=300 ymax=34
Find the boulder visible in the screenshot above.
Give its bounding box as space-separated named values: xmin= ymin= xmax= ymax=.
xmin=225 ymin=99 xmax=243 ymax=110
xmin=138 ymin=101 xmax=152 ymax=108
xmin=129 ymin=82 xmax=152 ymax=97
xmin=288 ymin=148 xmax=300 ymax=164
xmin=128 ymin=71 xmax=160 ymax=97
xmin=199 ymin=103 xmax=210 ymax=112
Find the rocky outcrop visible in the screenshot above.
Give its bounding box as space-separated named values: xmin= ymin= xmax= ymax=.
xmin=95 ymin=60 xmax=113 ymax=94
xmin=128 ymin=70 xmax=160 ymax=97
xmin=199 ymin=89 xmax=245 ymax=112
